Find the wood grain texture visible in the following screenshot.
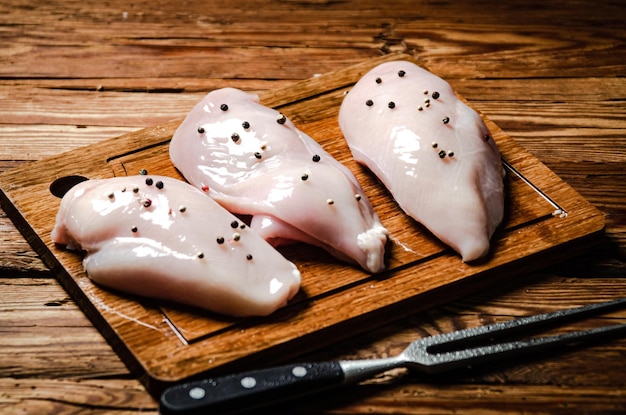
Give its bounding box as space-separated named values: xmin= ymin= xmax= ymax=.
xmin=1 ymin=0 xmax=625 ymax=413
xmin=0 ymin=52 xmax=608 ymax=395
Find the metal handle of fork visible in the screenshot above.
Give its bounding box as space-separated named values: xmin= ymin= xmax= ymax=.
xmin=339 ymin=356 xmax=404 ymax=383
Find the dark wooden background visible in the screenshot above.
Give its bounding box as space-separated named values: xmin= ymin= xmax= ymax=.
xmin=1 ymin=0 xmax=625 ymax=413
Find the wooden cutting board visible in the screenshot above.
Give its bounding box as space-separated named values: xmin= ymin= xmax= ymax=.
xmin=0 ymin=53 xmax=605 ymax=396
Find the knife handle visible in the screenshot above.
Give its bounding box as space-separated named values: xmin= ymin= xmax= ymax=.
xmin=159 ymin=361 xmax=345 ymax=415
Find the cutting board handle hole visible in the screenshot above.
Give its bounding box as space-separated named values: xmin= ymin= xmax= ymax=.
xmin=50 ymin=175 xmax=90 ymax=198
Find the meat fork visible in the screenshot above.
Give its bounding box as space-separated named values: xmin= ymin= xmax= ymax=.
xmin=160 ymin=297 xmax=626 ymax=415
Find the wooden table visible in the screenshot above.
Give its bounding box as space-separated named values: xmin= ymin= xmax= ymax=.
xmin=1 ymin=1 xmax=625 ymax=413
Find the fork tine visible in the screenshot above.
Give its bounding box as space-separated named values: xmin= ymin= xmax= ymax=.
xmin=423 ymin=323 xmax=626 ymax=373
xmin=415 ymin=298 xmax=626 ymax=372
xmin=424 ymin=297 xmax=626 ymax=348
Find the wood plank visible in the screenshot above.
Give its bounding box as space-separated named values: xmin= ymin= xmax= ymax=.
xmin=3 ymin=75 xmax=623 ymax=99
xmin=0 ymin=86 xmax=200 ymax=127
xmin=0 ymin=211 xmax=48 ymax=274
xmin=288 ymin=383 xmax=626 ymax=414
xmin=2 ymin=1 xmax=624 ymax=81
xmin=0 ymin=78 xmax=291 ymax=93
xmin=3 ymin=0 xmax=624 ymax=22
xmin=3 ymin=378 xmax=625 ymax=415
xmin=0 ymin=277 xmax=129 ymax=378
xmin=0 ymin=125 xmax=140 ymax=161
xmin=0 ymin=44 xmax=376 ymax=80
xmin=0 ymin=53 xmax=607 ymax=395
xmin=0 ymin=378 xmax=156 ymax=415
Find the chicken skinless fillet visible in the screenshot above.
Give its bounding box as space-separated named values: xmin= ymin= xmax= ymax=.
xmin=51 ymin=175 xmax=301 ymax=317
xmin=339 ymin=61 xmax=504 ymax=261
xmin=170 ymin=88 xmax=388 ymax=273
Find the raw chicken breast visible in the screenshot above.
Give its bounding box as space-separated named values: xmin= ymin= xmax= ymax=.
xmin=339 ymin=61 xmax=504 ymax=262
xmin=169 ymin=87 xmax=388 ymax=273
xmin=51 ymin=175 xmax=301 ymax=317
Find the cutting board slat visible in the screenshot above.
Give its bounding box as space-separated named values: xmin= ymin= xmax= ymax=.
xmin=0 ymin=53 xmax=604 ymax=396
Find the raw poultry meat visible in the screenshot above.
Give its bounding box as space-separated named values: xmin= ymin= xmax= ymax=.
xmin=51 ymin=175 xmax=301 ymax=317
xmin=339 ymin=61 xmax=504 ymax=262
xmin=169 ymin=88 xmax=388 ymax=273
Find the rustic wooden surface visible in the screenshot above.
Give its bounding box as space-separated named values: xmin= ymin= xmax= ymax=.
xmin=0 ymin=49 xmax=605 ymax=396
xmin=1 ymin=0 xmax=625 ymax=413
xmin=0 ymin=52 xmax=608 ymax=394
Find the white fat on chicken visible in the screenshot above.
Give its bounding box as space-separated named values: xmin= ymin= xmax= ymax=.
xmin=51 ymin=175 xmax=301 ymax=317
xmin=169 ymin=87 xmax=388 ymax=273
xmin=339 ymin=61 xmax=505 ymax=262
